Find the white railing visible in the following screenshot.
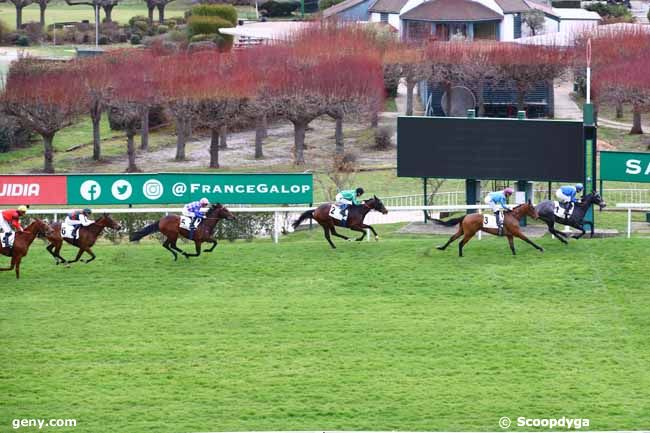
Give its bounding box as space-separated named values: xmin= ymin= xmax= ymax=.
xmin=616 ymin=203 xmax=650 ymax=239
xmin=25 ymin=205 xmax=494 ymax=244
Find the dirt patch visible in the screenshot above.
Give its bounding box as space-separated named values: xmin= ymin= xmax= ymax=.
xmin=598 ymin=139 xmax=617 ymax=151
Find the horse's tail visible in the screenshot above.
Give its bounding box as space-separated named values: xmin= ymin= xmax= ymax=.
xmin=129 ymin=222 xmax=159 ymax=242
xmin=292 ymin=210 xmax=314 ymax=229
xmin=432 ymin=216 xmax=465 ymax=227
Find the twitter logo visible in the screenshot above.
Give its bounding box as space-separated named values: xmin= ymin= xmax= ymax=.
xmin=111 ymin=179 xmax=133 ymax=201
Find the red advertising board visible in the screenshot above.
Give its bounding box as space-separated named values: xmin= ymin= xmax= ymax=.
xmin=0 ymin=176 xmax=67 ymax=205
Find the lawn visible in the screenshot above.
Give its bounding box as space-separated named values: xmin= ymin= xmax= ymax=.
xmin=1 ymin=230 xmax=649 ymax=433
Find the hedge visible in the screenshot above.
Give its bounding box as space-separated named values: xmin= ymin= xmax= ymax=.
xmin=259 ymin=0 xmax=300 ymax=17
xmin=187 ymin=15 xmax=232 ymax=37
xmin=187 ymin=4 xmax=238 ymax=26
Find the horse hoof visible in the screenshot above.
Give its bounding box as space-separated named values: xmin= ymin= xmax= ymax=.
xmin=436 ymin=246 xmax=445 ymax=250
xmin=375 ymin=236 xmax=380 ymax=241
xmin=539 ymin=248 xmax=545 ymax=253
xmin=347 ymin=239 xmax=353 ymax=242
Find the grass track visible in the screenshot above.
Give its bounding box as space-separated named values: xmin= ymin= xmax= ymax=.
xmin=1 ymin=229 xmax=649 ymax=432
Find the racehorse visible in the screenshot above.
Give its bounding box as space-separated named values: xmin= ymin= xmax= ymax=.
xmin=535 ymin=192 xmax=606 ymax=243
xmin=291 ymin=196 xmax=388 ymax=249
xmin=129 ymin=203 xmax=236 ymax=260
xmin=434 ymin=202 xmax=542 ymax=257
xmin=1 ymin=219 xmax=51 ymax=279
xmin=45 ymin=214 xmax=122 ymax=265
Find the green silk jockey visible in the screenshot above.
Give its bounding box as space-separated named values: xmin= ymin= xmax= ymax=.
xmin=335 ymin=187 xmax=364 ymax=220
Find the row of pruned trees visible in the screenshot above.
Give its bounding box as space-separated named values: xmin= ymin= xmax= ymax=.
xmin=0 ymin=0 xmax=176 ymax=29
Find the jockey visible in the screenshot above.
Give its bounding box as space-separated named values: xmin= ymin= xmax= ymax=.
xmin=484 ymin=187 xmax=513 ymax=234
xmin=183 ymin=197 xmax=209 ymax=239
xmin=335 ymin=187 xmax=364 ymax=220
xmin=556 ymin=183 xmax=583 ymax=212
xmin=65 ymin=208 xmax=94 ymax=238
xmin=1 ymin=206 xmax=27 ymax=246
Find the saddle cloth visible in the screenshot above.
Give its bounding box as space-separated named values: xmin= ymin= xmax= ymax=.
xmin=1 ymin=232 xmax=15 ymax=248
xmin=180 ymin=216 xmax=201 ymax=231
xmin=553 ymin=201 xmax=574 ymax=219
xmin=60 ymin=223 xmax=78 ymax=239
xmin=329 ymin=204 xmax=346 ymax=222
xmin=482 ymin=214 xmax=499 ymax=229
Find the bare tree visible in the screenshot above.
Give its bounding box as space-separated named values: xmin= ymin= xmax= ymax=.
xmin=2 ymin=0 xmax=34 ymax=29
xmin=522 ymin=10 xmax=545 ymax=36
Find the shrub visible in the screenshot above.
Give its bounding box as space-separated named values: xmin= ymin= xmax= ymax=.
xmin=129 ymin=15 xmax=149 ymax=26
xmin=165 ymin=16 xmax=186 ymax=27
xmin=259 ymin=0 xmax=300 ymax=17
xmin=130 ymin=34 xmax=142 ymax=45
xmin=585 ymin=3 xmax=633 ymax=20
xmin=0 ymin=114 xmax=31 ymax=153
xmin=133 ymin=20 xmax=149 ymax=34
xmin=188 ymin=4 xmax=238 ymax=25
xmin=23 ymin=21 xmax=43 ymax=42
xmin=334 ymin=152 xmax=358 ymax=172
xmin=187 ymin=15 xmax=231 ymax=37
xmin=374 ymin=126 xmax=393 ymax=150
xmin=15 ymin=35 xmax=30 ymax=46
xmin=167 ymin=29 xmax=189 ymax=42
xmin=319 ymin=0 xmax=343 ymax=10
xmin=190 ymin=33 xmax=216 ymax=42
xmin=98 ymin=34 xmax=110 ymax=45
xmin=157 ymin=24 xmax=169 ymax=34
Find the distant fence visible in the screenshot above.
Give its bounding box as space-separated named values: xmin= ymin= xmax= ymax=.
xmin=616 ymin=203 xmax=650 ymax=238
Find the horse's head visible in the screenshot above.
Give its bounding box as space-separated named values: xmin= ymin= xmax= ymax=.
xmin=585 ymin=191 xmax=607 ymax=211
xmin=29 ymin=219 xmax=52 ymax=237
xmin=365 ymin=195 xmax=388 ymax=214
xmin=208 ymin=203 xmax=236 ymax=221
xmin=514 ymin=201 xmax=539 ymax=219
xmin=98 ymin=213 xmax=122 ymax=230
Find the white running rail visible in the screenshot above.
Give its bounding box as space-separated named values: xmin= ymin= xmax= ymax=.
xmin=616 ymin=203 xmax=650 ymax=239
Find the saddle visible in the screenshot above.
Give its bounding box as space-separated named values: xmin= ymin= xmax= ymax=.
xmin=481 ymin=214 xmax=499 ymax=229
xmin=61 ymin=223 xmax=80 ymax=240
xmin=329 ymin=204 xmax=347 ymax=223
xmin=180 ymin=216 xmax=201 ymax=231
xmin=1 ymin=231 xmax=15 ymax=249
xmin=553 ymin=201 xmax=574 ymax=220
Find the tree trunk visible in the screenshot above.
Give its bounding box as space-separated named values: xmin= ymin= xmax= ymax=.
xmin=370 ymin=111 xmax=379 ymax=128
xmin=16 ymin=5 xmax=24 ymax=29
xmin=335 ymin=116 xmax=344 ymax=155
xmin=147 ymin=5 xmax=155 ymax=25
xmin=293 ymin=121 xmax=307 ymax=165
xmin=254 ymin=116 xmax=264 ymax=159
xmin=477 ymin=79 xmax=486 ymax=117
xmin=261 ymin=113 xmax=268 ymax=138
xmin=140 ymin=107 xmax=149 ymax=150
xmin=405 ymin=80 xmax=415 ymax=116
xmin=175 ymin=117 xmax=186 ymax=160
xmin=444 ymin=82 xmax=453 ymax=116
xmin=126 ymin=130 xmax=138 ymax=172
xmin=516 ymin=85 xmax=526 ymax=112
xmin=209 ymin=128 xmax=219 ymax=168
xmin=103 ymin=5 xmax=113 ymax=23
xmin=630 ymin=108 xmax=643 ymax=135
xmin=157 ymin=4 xmax=165 ymax=24
xmin=39 ymin=3 xmax=47 ymax=28
xmin=42 ymin=133 xmax=55 ymax=173
xmin=615 ymin=102 xmax=623 ymax=119
xmin=91 ymin=114 xmax=101 ymax=161
xmin=219 ymin=125 xmax=228 ymax=149
xmin=185 ymin=116 xmax=192 ymax=141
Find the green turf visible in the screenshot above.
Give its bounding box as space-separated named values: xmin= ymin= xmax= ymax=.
xmin=1 ymin=229 xmax=649 ymax=433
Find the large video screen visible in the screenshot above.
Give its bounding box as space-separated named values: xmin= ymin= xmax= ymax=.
xmin=397 ymin=117 xmax=585 ymax=182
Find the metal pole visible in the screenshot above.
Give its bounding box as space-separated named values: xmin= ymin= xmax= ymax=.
xmin=423 ymin=177 xmax=427 ymax=223
xmin=273 ymin=211 xmax=279 ymax=244
xmin=95 ymin=3 xmax=99 ymax=48
xmin=627 ymin=208 xmax=631 ymax=239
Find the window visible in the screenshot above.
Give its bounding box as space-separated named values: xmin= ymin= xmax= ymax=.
xmin=380 ymin=13 xmax=389 ymax=23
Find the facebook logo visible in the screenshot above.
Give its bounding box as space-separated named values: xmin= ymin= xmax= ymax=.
xmin=79 ymin=180 xmax=101 ymax=201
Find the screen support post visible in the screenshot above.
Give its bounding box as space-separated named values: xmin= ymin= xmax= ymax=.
xmin=465 ymin=109 xmax=480 ymax=214
xmin=583 ymin=103 xmax=597 ymax=235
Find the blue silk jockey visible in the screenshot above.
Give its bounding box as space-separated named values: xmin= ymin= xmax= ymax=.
xmin=484 ymin=187 xmax=513 ymax=235
xmin=556 ymin=183 xmax=584 ymax=212
xmin=335 ymin=187 xmax=364 ymax=220
xmin=182 ymin=197 xmax=209 ymax=239
xmin=65 ymin=208 xmax=94 ymax=239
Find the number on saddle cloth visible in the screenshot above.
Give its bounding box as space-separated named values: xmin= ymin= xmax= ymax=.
xmin=1 ymin=231 xmax=15 ymax=248
xmin=553 ymin=201 xmax=574 ymax=219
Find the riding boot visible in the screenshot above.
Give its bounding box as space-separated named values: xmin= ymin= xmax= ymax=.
xmin=3 ymin=232 xmax=10 ymax=246
xmin=72 ymin=226 xmax=80 ymax=239
xmin=497 ymin=213 xmax=503 ymax=236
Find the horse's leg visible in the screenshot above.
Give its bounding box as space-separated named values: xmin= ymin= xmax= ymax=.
xmin=46 ymin=243 xmax=61 ymax=264
xmin=572 ymin=224 xmax=586 ymax=239
xmin=458 ymin=230 xmax=476 ymax=257
xmin=53 ymin=240 xmax=68 ymax=264
xmin=83 ymin=248 xmax=97 ymax=264
xmin=347 ymin=225 xmax=367 ymax=241
xmin=506 ymin=235 xmax=516 ymax=255
xmin=437 ymin=227 xmax=463 ymax=250
xmin=162 ymin=240 xmax=178 ymax=261
xmin=14 ymin=256 xmax=21 ymax=279
xmin=205 ymin=238 xmax=218 ymax=252
xmin=323 ymin=226 xmax=336 ymax=249
xmin=183 ymin=241 xmax=202 ymax=257
xmin=514 ymin=230 xmax=544 ymax=252
xmin=546 ymin=222 xmax=568 ymax=245
xmin=0 ymin=255 xmax=16 ymax=272
xmin=330 ymin=226 xmax=349 ymax=241
xmin=67 ymin=248 xmax=85 ymax=264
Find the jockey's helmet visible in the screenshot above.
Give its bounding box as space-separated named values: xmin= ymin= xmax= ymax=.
xmin=200 ymin=197 xmax=209 ymax=206
xmin=504 ymin=187 xmax=514 ymax=196
xmin=575 ymin=183 xmax=584 ymax=192
xmin=83 ymin=208 xmax=92 ymax=215
xmin=355 ymin=187 xmax=364 ymax=196
xmin=17 ymin=205 xmax=27 ymax=214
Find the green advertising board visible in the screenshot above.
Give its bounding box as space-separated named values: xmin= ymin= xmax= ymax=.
xmin=600 ymin=151 xmax=650 ymax=183
xmin=66 ymin=173 xmax=313 ymax=205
